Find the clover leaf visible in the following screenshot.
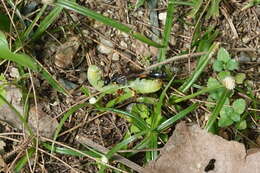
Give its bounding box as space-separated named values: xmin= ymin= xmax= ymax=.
xmin=217 ymin=47 xmax=230 ymax=63
xmin=232 ymin=99 xmax=246 ymax=114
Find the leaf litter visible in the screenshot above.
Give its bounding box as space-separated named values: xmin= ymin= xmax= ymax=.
xmin=144 ymin=122 xmax=260 ymax=173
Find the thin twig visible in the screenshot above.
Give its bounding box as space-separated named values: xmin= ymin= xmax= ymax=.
xmin=221 ymin=7 xmax=238 ymax=39
xmin=145 ymin=52 xmax=206 ymax=70
xmin=75 ymin=134 xmax=144 ymax=173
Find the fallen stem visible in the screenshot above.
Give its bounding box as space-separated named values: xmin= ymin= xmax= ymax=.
xmin=146 ymin=52 xmax=206 ymax=70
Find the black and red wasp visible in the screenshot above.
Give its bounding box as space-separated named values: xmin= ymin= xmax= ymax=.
xmin=104 ymin=71 xmax=167 ymax=85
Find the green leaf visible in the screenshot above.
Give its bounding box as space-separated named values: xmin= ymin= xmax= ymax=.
xmin=235 ymin=73 xmax=246 ymax=84
xmin=218 ymin=113 xmax=233 ymax=127
xmin=235 ymin=120 xmax=247 ymax=130
xmin=179 ymin=42 xmax=220 ymax=93
xmin=0 ymin=30 xmax=9 ymax=49
xmin=14 ymin=148 xmax=35 ymax=173
xmin=206 ymin=0 xmax=221 ymax=19
xmin=188 ymin=0 xmax=203 ymax=18
xmin=106 ymin=130 xmax=148 ymax=159
xmin=213 ymin=60 xmax=223 ymax=72
xmin=232 ymin=99 xmax=246 ymax=114
xmin=205 ymin=88 xmax=232 ymax=130
xmin=157 ymin=103 xmax=199 ymax=131
xmin=226 ymin=59 xmax=239 ymax=71
xmin=230 ymin=112 xmax=241 ymax=122
xmin=106 ymin=89 xmax=134 ymax=108
xmin=217 ymin=71 xmax=231 ymax=80
xmin=158 ymin=0 xmax=176 ymax=62
xmin=31 ymin=6 xmax=63 ymax=41
xmin=217 ymin=47 xmax=230 ymax=63
xmin=131 ymin=104 xmax=150 ymax=119
xmin=97 ymin=107 xmax=149 ymax=131
xmin=207 ymin=77 xmax=220 ymax=88
xmin=52 ymin=103 xmax=88 ymax=153
xmin=0 ymin=13 xmax=10 ymax=32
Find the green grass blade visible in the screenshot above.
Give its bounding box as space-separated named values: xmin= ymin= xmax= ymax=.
xmin=31 ymin=6 xmax=63 ymax=41
xmin=43 ymin=142 xmax=101 ymax=158
xmin=105 ymin=89 xmax=134 ymax=108
xmin=188 ymin=0 xmax=203 ymax=18
xmin=0 ymin=31 xmax=9 ymax=49
xmin=106 ymin=130 xmax=148 ymax=159
xmin=0 ymin=31 xmax=69 ymax=95
xmin=170 ymin=85 xmax=224 ymax=104
xmin=146 ymin=132 xmax=157 ymax=161
xmin=179 ymin=42 xmax=220 ymax=93
xmin=51 ymin=103 xmax=88 ymax=153
xmin=97 ymin=107 xmax=149 ymax=131
xmin=0 ymin=47 xmax=38 ymax=71
xmin=152 ymin=76 xmax=175 ymax=129
xmin=16 ymin=4 xmax=48 ymax=48
xmin=205 ymin=88 xmax=232 ymax=131
xmin=157 ymin=103 xmax=199 ymax=131
xmin=37 ymin=62 xmax=69 ymax=95
xmin=55 ymin=0 xmax=163 ymax=48
xmin=158 ymin=0 xmax=175 ymax=62
xmin=125 ymin=135 xmax=151 ymax=158
xmin=6 ymin=0 xmax=25 ymax=29
xmin=14 ymin=147 xmax=35 ymax=173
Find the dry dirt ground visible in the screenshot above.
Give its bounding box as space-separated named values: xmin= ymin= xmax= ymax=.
xmin=0 ymin=0 xmax=259 ymax=172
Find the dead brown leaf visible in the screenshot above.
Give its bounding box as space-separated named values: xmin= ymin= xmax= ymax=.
xmin=0 ymin=85 xmax=58 ymax=138
xmin=54 ymin=36 xmax=80 ymax=68
xmin=144 ymin=122 xmax=260 ymax=173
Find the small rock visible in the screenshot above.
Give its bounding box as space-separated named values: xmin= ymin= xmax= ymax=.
xmin=54 ymin=36 xmax=80 ymax=68
xmin=29 ymin=105 xmax=58 ymax=138
xmin=79 ymin=72 xmax=87 ymax=83
xmin=120 ymin=40 xmax=128 ymax=48
xmin=159 ymin=12 xmax=167 ymax=25
xmin=97 ymin=38 xmax=114 ymax=55
xmin=237 ymin=52 xmax=251 ymax=62
xmin=0 ymin=140 xmax=6 ymax=152
xmin=9 ymin=67 xmax=20 ymax=78
xmin=112 ymin=53 xmax=120 ymax=61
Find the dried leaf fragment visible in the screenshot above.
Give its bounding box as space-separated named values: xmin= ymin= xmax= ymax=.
xmin=54 ymin=36 xmax=80 ymax=68
xmin=144 ymin=122 xmax=260 ymax=173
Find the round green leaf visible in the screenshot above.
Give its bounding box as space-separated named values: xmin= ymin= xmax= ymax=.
xmin=218 ymin=114 xmax=233 ymax=127
xmin=213 ymin=60 xmax=223 ymax=72
xmin=235 ymin=73 xmax=246 ymax=84
xmin=226 ymin=59 xmax=239 ymax=71
xmin=217 ymin=47 xmax=230 ymax=63
xmin=232 ymin=99 xmax=246 ymax=114
xmin=235 ymin=120 xmax=247 ymax=130
xmin=217 ymin=71 xmax=231 ymax=80
xmin=230 ymin=112 xmax=240 ymax=122
xmin=219 ymin=106 xmax=234 ymax=127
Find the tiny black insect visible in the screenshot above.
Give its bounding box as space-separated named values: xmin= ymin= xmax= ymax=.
xmin=104 ymin=71 xmax=166 ymax=85
xmin=204 ymin=159 xmax=216 ymax=172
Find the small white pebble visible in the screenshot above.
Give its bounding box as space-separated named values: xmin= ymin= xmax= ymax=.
xmin=89 ymin=97 xmax=97 ymax=104
xmin=112 ymin=53 xmax=120 ymax=61
xmin=159 ymin=12 xmax=167 ymax=25
xmin=119 ymin=40 xmax=128 ymax=48
xmin=97 ymin=38 xmax=114 ymax=55
xmin=10 ymin=67 xmax=20 ymax=78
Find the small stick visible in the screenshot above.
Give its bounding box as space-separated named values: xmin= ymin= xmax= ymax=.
xmin=221 ymin=7 xmax=239 ymax=39
xmin=76 ymin=134 xmax=144 ymax=173
xmin=145 ymin=52 xmax=206 ymax=70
